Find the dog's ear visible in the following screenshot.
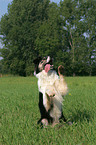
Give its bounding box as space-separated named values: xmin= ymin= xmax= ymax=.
xmin=33 ymin=57 xmax=42 ymax=64
xmin=46 ymin=56 xmax=53 ymax=65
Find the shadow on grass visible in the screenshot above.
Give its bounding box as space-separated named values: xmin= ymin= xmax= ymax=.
xmin=71 ymin=109 xmax=93 ymax=123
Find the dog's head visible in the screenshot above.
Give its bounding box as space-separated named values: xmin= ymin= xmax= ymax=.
xmin=33 ymin=56 xmax=53 ymax=75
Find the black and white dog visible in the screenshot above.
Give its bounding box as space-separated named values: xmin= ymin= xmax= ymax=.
xmin=33 ymin=56 xmax=69 ymax=127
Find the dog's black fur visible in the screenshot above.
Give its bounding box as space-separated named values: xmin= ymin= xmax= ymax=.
xmin=33 ymin=56 xmax=67 ymax=125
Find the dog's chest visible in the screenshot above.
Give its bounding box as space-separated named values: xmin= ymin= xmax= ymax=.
xmin=36 ymin=70 xmax=58 ymax=93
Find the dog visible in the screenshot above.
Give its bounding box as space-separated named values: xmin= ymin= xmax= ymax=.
xmin=33 ymin=56 xmax=69 ymax=127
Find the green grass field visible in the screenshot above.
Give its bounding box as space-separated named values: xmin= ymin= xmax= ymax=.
xmin=0 ymin=76 xmax=96 ymax=145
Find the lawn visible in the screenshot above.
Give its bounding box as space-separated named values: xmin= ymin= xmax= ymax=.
xmin=0 ymin=76 xmax=96 ymax=145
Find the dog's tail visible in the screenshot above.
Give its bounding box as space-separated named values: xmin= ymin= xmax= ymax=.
xmin=57 ymin=65 xmax=68 ymax=96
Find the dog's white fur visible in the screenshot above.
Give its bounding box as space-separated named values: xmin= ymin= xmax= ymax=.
xmin=36 ymin=69 xmax=68 ymax=124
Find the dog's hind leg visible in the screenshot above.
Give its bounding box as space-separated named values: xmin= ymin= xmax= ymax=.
xmin=59 ymin=111 xmax=67 ymax=122
xmin=38 ymin=92 xmax=47 ymax=121
xmin=37 ymin=92 xmax=53 ymax=125
xmin=59 ymin=111 xmax=73 ymax=125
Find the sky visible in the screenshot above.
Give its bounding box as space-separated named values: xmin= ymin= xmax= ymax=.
xmin=0 ymin=0 xmax=13 ymax=20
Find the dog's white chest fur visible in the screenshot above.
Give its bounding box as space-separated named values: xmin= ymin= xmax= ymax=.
xmin=36 ymin=70 xmax=58 ymax=93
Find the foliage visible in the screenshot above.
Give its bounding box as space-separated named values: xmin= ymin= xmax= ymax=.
xmin=60 ymin=0 xmax=96 ymax=76
xmin=0 ymin=0 xmax=50 ymax=76
xmin=0 ymin=0 xmax=96 ymax=76
xmin=35 ymin=3 xmax=61 ymax=57
xmin=0 ymin=76 xmax=96 ymax=144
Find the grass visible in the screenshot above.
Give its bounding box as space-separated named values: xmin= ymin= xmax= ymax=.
xmin=0 ymin=76 xmax=96 ymax=145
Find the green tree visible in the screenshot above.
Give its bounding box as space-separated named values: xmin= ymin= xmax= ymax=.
xmin=35 ymin=3 xmax=61 ymax=57
xmin=60 ymin=0 xmax=96 ymax=76
xmin=0 ymin=0 xmax=50 ymax=76
xmin=82 ymin=0 xmax=96 ymax=75
xmin=0 ymin=0 xmax=96 ymax=76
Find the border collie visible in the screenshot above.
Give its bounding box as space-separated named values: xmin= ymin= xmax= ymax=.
xmin=33 ymin=56 xmax=69 ymax=127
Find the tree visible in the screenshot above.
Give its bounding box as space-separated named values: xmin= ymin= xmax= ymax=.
xmin=0 ymin=0 xmax=50 ymax=76
xmin=60 ymin=0 xmax=96 ymax=76
xmin=0 ymin=0 xmax=96 ymax=76
xmin=35 ymin=3 xmax=61 ymax=57
xmin=82 ymin=0 xmax=96 ymax=75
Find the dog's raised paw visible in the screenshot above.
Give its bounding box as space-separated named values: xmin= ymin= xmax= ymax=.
xmin=58 ymin=65 xmax=64 ymax=76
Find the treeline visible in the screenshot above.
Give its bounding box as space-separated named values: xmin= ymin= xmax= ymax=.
xmin=0 ymin=0 xmax=96 ymax=76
